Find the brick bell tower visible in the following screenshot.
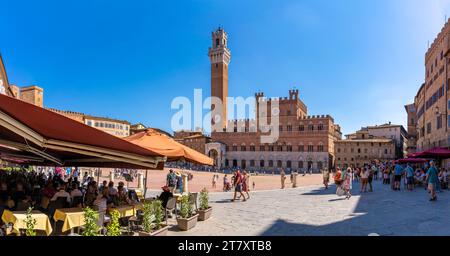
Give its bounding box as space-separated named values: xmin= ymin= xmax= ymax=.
xmin=208 ymin=27 xmax=231 ymax=132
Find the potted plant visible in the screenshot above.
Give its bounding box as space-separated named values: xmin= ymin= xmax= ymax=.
xmin=197 ymin=188 xmax=212 ymax=221
xmin=138 ymin=200 xmax=169 ymax=236
xmin=24 ymin=207 xmax=37 ymax=236
xmin=106 ymin=209 xmax=121 ymax=236
xmin=82 ymin=207 xmax=100 ymax=236
xmin=176 ymin=194 xmax=199 ymax=231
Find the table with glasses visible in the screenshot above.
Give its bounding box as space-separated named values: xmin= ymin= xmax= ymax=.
xmin=1 ymin=209 xmax=53 ymax=236
xmin=53 ymin=207 xmax=85 ymax=233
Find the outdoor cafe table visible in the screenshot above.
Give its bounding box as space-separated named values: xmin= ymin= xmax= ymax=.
xmin=1 ymin=209 xmax=53 ymax=236
xmin=53 ymin=208 xmax=85 ymax=233
xmin=111 ymin=204 xmax=142 ymax=218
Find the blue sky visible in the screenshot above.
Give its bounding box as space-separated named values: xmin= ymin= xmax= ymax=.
xmin=2 ymin=0 xmax=450 ymax=135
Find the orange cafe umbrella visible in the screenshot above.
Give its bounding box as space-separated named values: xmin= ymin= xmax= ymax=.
xmin=124 ymin=129 xmax=214 ymax=166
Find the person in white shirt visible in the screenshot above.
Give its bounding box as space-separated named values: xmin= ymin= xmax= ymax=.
xmin=51 ymin=183 xmax=71 ymax=203
xmin=70 ymin=183 xmax=83 ymax=198
xmin=94 ymin=187 xmax=109 ymax=213
xmin=108 ymin=181 xmax=118 ymax=197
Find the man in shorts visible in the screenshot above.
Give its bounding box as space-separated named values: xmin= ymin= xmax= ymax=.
xmin=232 ymin=170 xmax=246 ymax=202
xmin=393 ymin=163 xmax=404 ymax=191
xmin=405 ymin=163 xmax=415 ymax=191
xmin=426 ymin=161 xmax=439 ymax=201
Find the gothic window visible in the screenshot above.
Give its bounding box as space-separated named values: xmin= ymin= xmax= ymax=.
xmin=216 ymin=38 xmax=220 ymax=47
xmin=299 ymin=125 xmax=305 ymax=132
xmin=277 ymin=160 xmax=282 ymax=168
xmin=260 ymin=160 xmax=265 ymax=167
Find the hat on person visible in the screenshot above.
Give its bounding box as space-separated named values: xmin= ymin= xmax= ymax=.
xmin=175 ymin=171 xmax=181 ymax=177
xmin=162 ymin=186 xmax=170 ymax=192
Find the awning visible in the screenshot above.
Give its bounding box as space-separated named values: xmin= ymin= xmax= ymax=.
xmin=0 ymin=94 xmax=166 ymax=169
xmin=395 ymin=158 xmax=428 ymax=164
xmin=411 ymin=147 xmax=450 ymax=159
xmin=124 ymin=129 xmax=213 ymax=166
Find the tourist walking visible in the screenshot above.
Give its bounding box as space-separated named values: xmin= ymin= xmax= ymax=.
xmin=343 ymin=167 xmax=352 ymax=199
xmin=426 ymin=161 xmax=439 ymax=201
xmin=322 ymin=168 xmax=330 ymax=189
xmin=232 ymin=170 xmax=246 ymax=202
xmin=405 ymin=163 xmax=414 ymax=191
xmin=166 ymin=169 xmax=177 ymax=193
xmin=212 ymin=174 xmax=217 ymax=189
xmin=280 ymin=169 xmax=286 ymax=189
xmin=360 ymin=167 xmax=369 ymax=193
xmin=242 ymin=171 xmax=250 ymax=199
xmin=334 ymin=167 xmax=343 ymax=186
xmin=368 ymin=165 xmax=374 ymax=192
xmin=393 ymin=163 xmax=404 ymax=191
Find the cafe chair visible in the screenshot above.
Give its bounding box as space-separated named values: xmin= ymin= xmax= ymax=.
xmin=165 ymin=197 xmax=177 ymax=225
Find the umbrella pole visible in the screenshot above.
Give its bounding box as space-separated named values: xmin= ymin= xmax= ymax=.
xmin=143 ymin=169 xmax=148 ymax=199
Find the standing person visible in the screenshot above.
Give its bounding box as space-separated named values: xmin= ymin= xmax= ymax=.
xmin=322 ymin=168 xmax=330 ymax=189
xmin=360 ymin=167 xmax=369 ymax=193
xmin=252 ymin=181 xmax=255 ymax=190
xmin=383 ymin=167 xmax=389 ymax=184
xmin=343 ymin=167 xmax=352 ymax=199
xmin=212 ymin=174 xmax=216 ymax=189
xmin=280 ymin=169 xmax=286 ymax=189
xmin=223 ymin=174 xmax=229 ymax=192
xmin=166 ymin=169 xmax=177 ymax=193
xmin=334 ymin=167 xmax=343 ymax=186
xmin=175 ymin=172 xmax=183 ymax=194
xmin=405 ymin=163 xmax=415 ymax=191
xmin=426 ymin=161 xmax=439 ymax=201
xmin=393 ymin=163 xmax=404 ymax=191
xmin=371 ymin=164 xmax=378 ymax=181
xmin=232 ymin=170 xmax=246 ymax=202
xmin=368 ymin=165 xmax=374 ymax=192
xmin=242 ymin=171 xmax=250 ymax=199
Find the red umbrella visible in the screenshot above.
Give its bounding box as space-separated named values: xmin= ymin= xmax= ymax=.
xmin=395 ymin=158 xmax=428 ymax=164
xmin=412 ymin=147 xmax=450 ymax=159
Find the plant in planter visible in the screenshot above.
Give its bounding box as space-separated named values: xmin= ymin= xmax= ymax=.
xmin=138 ymin=200 xmax=168 ymax=236
xmin=177 ymin=195 xmax=199 ymax=231
xmin=24 ymin=207 xmax=37 ymax=236
xmin=82 ymin=207 xmax=100 ymax=236
xmin=198 ymin=188 xmax=212 ymax=221
xmin=106 ymin=209 xmax=121 ymax=236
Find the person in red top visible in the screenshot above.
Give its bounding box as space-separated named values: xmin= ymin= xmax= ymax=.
xmin=42 ymin=181 xmax=56 ymax=199
xmin=232 ymin=170 xmax=246 ymax=202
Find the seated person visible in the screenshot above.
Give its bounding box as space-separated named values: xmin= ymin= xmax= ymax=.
xmin=42 ymin=181 xmax=56 ymax=199
xmin=93 ymin=187 xmax=110 ymax=213
xmin=98 ymin=180 xmax=108 ymax=194
xmin=108 ymin=181 xmax=118 ymax=197
xmin=117 ymin=185 xmax=132 ymax=205
xmin=157 ymin=186 xmax=173 ymax=209
xmin=51 ymin=183 xmax=71 ymax=204
xmin=70 ymin=183 xmax=83 ymax=198
xmin=0 ymin=182 xmax=9 ymax=206
xmin=11 ymin=183 xmax=29 ymax=208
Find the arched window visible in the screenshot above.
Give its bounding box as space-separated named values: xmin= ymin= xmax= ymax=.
xmin=277 ymin=160 xmax=282 ymax=168
xmin=286 ymin=161 xmax=292 ymax=168
xmin=260 ymin=160 xmax=265 ymax=167
xmin=269 ymin=160 xmax=274 ymax=167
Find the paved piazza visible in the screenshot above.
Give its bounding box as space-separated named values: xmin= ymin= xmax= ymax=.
xmin=148 ymin=180 xmax=450 ymax=236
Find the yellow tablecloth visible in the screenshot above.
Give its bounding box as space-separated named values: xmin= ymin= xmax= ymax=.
xmin=111 ymin=205 xmax=136 ymax=218
xmin=1 ymin=210 xmax=53 ymax=236
xmin=53 ymin=208 xmax=85 ymax=233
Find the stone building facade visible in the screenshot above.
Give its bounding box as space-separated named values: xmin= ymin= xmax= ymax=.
xmin=173 ymin=28 xmax=343 ymax=172
xmin=412 ymin=19 xmax=450 ymax=151
xmin=334 ymin=138 xmax=396 ymax=169
xmin=405 ymin=103 xmax=418 ymax=154
xmin=174 ymin=131 xmax=211 ymax=155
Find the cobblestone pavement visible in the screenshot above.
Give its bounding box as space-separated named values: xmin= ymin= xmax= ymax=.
xmin=148 ymin=179 xmax=450 ymax=236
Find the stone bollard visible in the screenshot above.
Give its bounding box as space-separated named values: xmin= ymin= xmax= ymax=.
xmin=292 ymin=173 xmax=298 ymax=188
xmin=109 ymin=170 xmax=114 ymax=182
xmin=182 ymin=174 xmax=189 ymax=194
xmin=138 ymin=173 xmax=144 ymax=190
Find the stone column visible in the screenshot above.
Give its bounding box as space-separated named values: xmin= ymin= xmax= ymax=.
xmin=138 ymin=173 xmax=144 ymax=190
xmin=182 ymin=174 xmax=188 ymax=193
xmin=109 ymin=170 xmax=114 ymax=182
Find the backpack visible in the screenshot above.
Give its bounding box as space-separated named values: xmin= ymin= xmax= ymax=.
xmin=168 ymin=173 xmax=177 ymax=187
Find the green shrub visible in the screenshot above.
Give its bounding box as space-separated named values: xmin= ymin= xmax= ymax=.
xmin=151 ymin=200 xmax=164 ymax=230
xmin=82 ymin=207 xmax=100 ymax=236
xmin=24 ymin=207 xmax=37 ymax=236
xmin=142 ymin=202 xmax=155 ymax=233
xmin=106 ymin=209 xmax=121 ymax=236
xmin=199 ymin=188 xmax=209 ymax=210
xmin=179 ymin=195 xmax=193 ymax=219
